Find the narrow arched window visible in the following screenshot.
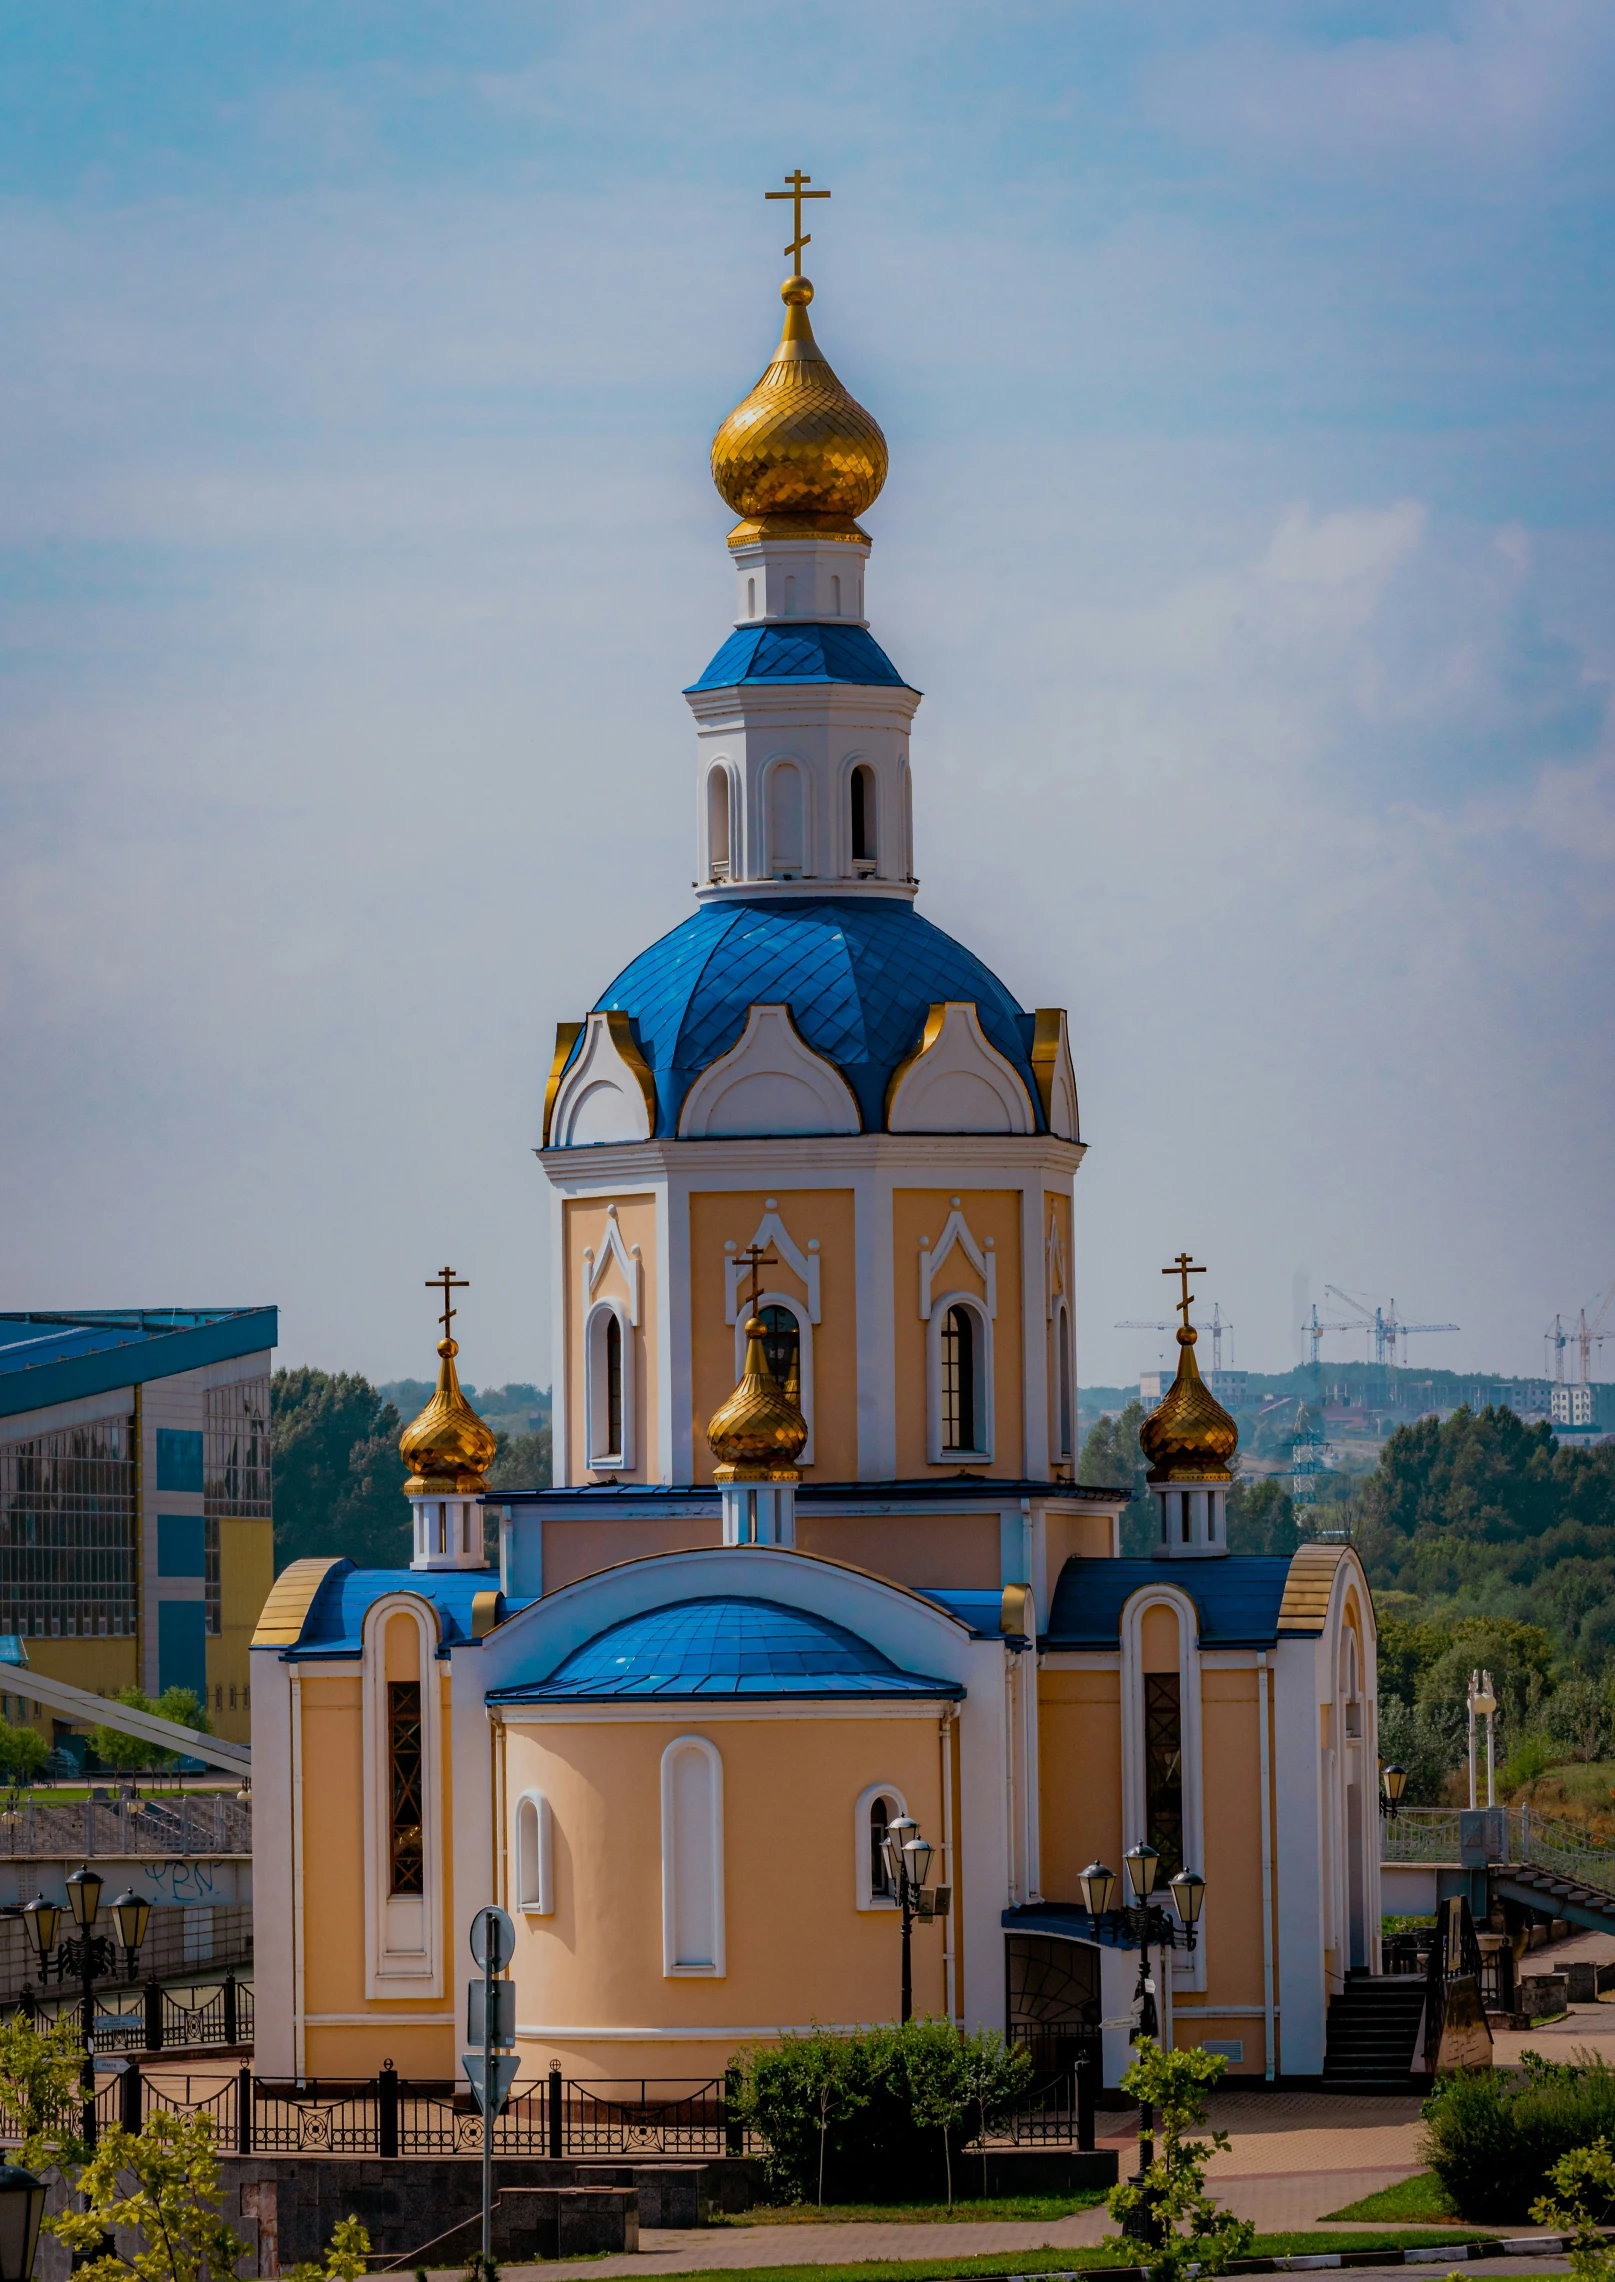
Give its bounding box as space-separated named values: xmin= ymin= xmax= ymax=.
xmin=1056 ymin=1306 xmax=1073 ymax=1460
xmin=587 ymin=1305 xmax=629 ymax=1467
xmin=766 ymin=763 xmax=804 ymax=875
xmin=870 ymin=1792 xmax=895 ymax=1897
xmin=661 ymin=1736 xmax=724 ymax=1974
xmin=606 ymin=1314 xmax=623 ymax=1456
xmin=832 ymin=573 xmax=842 ymax=617
xmin=850 ymin=765 xmax=876 ymax=865
xmin=515 ymin=1791 xmax=553 ymax=1913
xmin=757 ymin=1304 xmax=799 ymax=1395
xmin=707 ymin=767 xmax=731 ymax=880
xmin=942 ymin=1305 xmax=978 ymax=1453
xmin=747 ymin=577 xmax=756 ymax=617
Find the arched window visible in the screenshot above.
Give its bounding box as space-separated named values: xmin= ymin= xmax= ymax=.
xmin=850 ymin=765 xmax=876 ymax=868
xmin=766 ymin=762 xmax=805 ymax=876
xmin=1052 ymin=1300 xmax=1074 ymax=1461
xmin=942 ymin=1305 xmax=977 ymax=1453
xmin=514 ymin=1790 xmax=553 ymax=1914
xmin=757 ymin=1304 xmax=799 ymax=1395
xmin=747 ymin=576 xmax=756 ymax=617
xmin=831 ymin=573 xmax=842 ymax=617
xmin=855 ymin=1782 xmax=908 ymax=1908
xmin=586 ymin=1303 xmax=631 ymax=1469
xmin=661 ymin=1736 xmax=724 ymax=1975
xmin=707 ymin=766 xmax=731 ymax=880
xmin=930 ymin=1295 xmax=992 ymax=1461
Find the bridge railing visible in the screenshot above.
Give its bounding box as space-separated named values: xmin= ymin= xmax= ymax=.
xmin=1383 ymin=1804 xmax=1615 ymax=1893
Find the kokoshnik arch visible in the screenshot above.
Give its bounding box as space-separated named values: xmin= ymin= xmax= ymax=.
xmin=251 ymin=181 xmax=1380 ymax=2089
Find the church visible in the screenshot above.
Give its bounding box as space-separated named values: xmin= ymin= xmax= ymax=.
xmin=251 ymin=188 xmax=1380 ymax=2096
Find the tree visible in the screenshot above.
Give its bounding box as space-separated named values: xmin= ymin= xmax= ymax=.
xmin=487 ymin=1429 xmax=552 ymax=1492
xmin=1104 ymin=2041 xmax=1255 ymax=2280
xmin=903 ymin=2018 xmax=969 ymax=2210
xmin=91 ymin=1687 xmax=211 ymax=1775
xmin=0 ymin=2011 xmax=87 ymax=2172
xmin=285 ymin=2215 xmax=372 ymax=2282
xmin=0 ymin=1722 xmax=49 ymax=1785
xmin=1225 ymin=1478 xmax=1301 ymax=1557
xmin=1080 ymin=1401 xmax=1151 ymax=1554
xmin=52 ymin=2113 xmax=248 ymax=2282
xmin=271 ymin=1369 xmax=409 ymax=1569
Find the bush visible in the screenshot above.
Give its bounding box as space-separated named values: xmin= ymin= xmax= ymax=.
xmin=1423 ymin=2054 xmax=1615 ymax=2221
xmin=731 ymin=2020 xmax=1032 ymax=2204
xmin=1500 ymin=1734 xmax=1555 ymax=1791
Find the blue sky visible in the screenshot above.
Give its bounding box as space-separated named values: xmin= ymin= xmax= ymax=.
xmin=1 ymin=2 xmax=1612 ymax=1389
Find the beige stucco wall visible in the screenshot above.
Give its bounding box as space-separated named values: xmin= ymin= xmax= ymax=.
xmin=795 ymin=1510 xmax=1001 ymax=1589
xmin=1038 ymin=1667 xmax=1122 ymax=1896
xmin=500 ymin=1710 xmax=948 ymax=2075
xmin=540 ymin=1515 xmax=725 ymax=1594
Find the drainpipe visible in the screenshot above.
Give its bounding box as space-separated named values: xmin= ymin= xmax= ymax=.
xmin=1258 ymin=1649 xmax=1275 ymax=2081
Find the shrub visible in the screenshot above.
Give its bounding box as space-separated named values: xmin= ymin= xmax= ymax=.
xmin=1500 ymin=1734 xmax=1555 ymax=1792
xmin=731 ymin=2020 xmax=1031 ymax=2205
xmin=1423 ymin=2054 xmax=1615 ymax=2221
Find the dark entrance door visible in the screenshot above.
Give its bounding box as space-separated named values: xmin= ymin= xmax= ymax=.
xmin=1005 ymin=1933 xmax=1101 ymax=2148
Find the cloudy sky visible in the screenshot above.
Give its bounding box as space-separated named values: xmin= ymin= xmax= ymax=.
xmin=2 ymin=2 xmax=1612 ymax=1392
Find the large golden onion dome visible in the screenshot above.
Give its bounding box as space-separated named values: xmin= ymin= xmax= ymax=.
xmin=710 ymin=276 xmax=888 ymax=546
xmin=1138 ymin=1327 xmax=1240 ymax=1484
xmin=706 ymin=1316 xmax=808 ymax=1477
xmin=400 ymin=1337 xmax=498 ymax=1494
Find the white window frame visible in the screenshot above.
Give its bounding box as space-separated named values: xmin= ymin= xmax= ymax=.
xmin=661 ymin=1735 xmax=725 ymax=1977
xmin=844 ymin=756 xmax=880 ymax=876
xmin=734 ymin=1291 xmax=814 ymax=1464
xmin=1119 ymin=1584 xmax=1206 ymax=1991
xmin=1050 ymin=1296 xmax=1074 ymax=1461
xmin=706 ymin=761 xmax=735 ymax=880
xmin=927 ymin=1290 xmax=993 ymax=1463
xmin=854 ymin=1781 xmax=908 ymax=1910
xmin=361 ymin=1592 xmax=444 ymax=1998
xmin=584 ymin=1298 xmax=633 ymax=1472
xmin=513 ymin=1789 xmax=554 ymax=1915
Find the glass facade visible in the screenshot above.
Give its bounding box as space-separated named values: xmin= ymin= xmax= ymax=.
xmin=0 ymin=1415 xmax=137 ymax=1637
xmin=203 ymin=1377 xmax=272 ymax=1637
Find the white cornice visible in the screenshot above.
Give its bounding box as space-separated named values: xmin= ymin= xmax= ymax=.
xmin=693 ymin=877 xmax=918 ymax=906
xmin=537 ymin=1135 xmax=1087 ymax=1184
xmin=684 ymin=683 xmax=922 ymax=730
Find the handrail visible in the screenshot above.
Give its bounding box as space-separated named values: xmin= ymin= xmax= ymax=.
xmin=1383 ymin=1805 xmax=1615 ymax=1895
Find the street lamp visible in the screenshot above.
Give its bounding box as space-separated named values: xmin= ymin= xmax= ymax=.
xmin=63 ymin=1866 xmax=107 ymax=2146
xmin=108 ymin=1891 xmax=151 ymax=1978
xmin=0 ymin=2164 xmax=46 ymax=2282
xmin=1080 ymin=1849 xmax=1208 ymax=2243
xmin=1380 ymin=1763 xmax=1408 ymax=1821
xmin=1467 ymin=1669 xmax=1498 ymax=1809
xmin=879 ymin=1815 xmax=948 ymax=2023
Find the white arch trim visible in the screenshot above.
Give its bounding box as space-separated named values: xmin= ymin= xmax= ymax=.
xmin=926 ymin=1289 xmax=994 ymax=1463
xmin=725 ymin=1206 xmax=822 ymax=1325
xmin=361 ymin=1591 xmax=445 ymax=1999
xmin=920 ymin=1204 xmax=997 ymax=1321
xmin=584 ymin=1296 xmax=635 ymax=1471
xmin=661 ymin=1735 xmax=726 ymax=1977
xmin=581 ymin=1202 xmax=642 ymax=1327
xmin=678 ymin=1004 xmax=861 ymax=1139
xmin=888 ymin=1003 xmax=1036 ymax=1136
xmin=548 ymin=1011 xmax=656 ymax=1148
xmin=513 ymin=1789 xmax=554 ymax=1914
xmin=854 ymin=1780 xmax=909 ymax=1911
xmin=1119 ymin=1583 xmax=1206 ymax=1998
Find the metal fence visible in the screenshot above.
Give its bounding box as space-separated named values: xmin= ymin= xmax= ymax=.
xmin=10 ymin=2063 xmax=1086 ymax=2159
xmin=0 ymin=1793 xmax=251 ymax=1861
xmin=4 ymin=1972 xmax=252 ymax=2054
xmin=0 ymin=1904 xmax=251 ymax=2005
xmin=1382 ymin=1805 xmax=1615 ymax=1892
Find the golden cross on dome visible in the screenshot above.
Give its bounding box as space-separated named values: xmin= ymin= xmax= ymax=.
xmin=427 ymin=1265 xmax=468 ymax=1340
xmin=1162 ymin=1251 xmax=1206 ymax=1331
xmin=735 ymin=1242 xmax=778 ymax=1317
xmin=766 ymin=168 xmax=830 ymax=270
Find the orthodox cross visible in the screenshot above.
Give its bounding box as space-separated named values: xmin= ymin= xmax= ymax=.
xmin=766 ymin=169 xmax=830 ymax=269
xmin=735 ymin=1242 xmax=778 ymax=1316
xmin=428 ymin=1265 xmax=468 ymax=1339
xmin=1162 ymin=1251 xmax=1205 ymax=1331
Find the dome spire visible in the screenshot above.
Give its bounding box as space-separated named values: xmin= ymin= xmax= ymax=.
xmin=705 ymin=1242 xmax=806 ymax=1548
xmin=710 ymin=172 xmax=888 ymax=547
xmin=399 ymin=1267 xmax=498 ymax=1570
xmin=1138 ymin=1253 xmax=1239 ymax=1559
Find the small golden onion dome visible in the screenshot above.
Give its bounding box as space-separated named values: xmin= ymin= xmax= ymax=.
xmin=399 ymin=1337 xmax=498 ymax=1495
xmin=706 ymin=1316 xmax=808 ymax=1477
xmin=1138 ymin=1327 xmax=1240 ymax=1484
xmin=710 ymin=275 xmax=888 ymax=547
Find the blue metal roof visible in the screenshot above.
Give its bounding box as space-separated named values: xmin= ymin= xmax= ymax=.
xmin=1044 ymin=1557 xmax=1298 ymax=1650
xmin=0 ymin=1309 xmax=278 ymax=1422
xmin=487 ymin=1596 xmax=964 ymax=1703
xmin=277 ymin=1561 xmax=526 ymax=1659
xmin=917 ymin=1588 xmax=1006 ymax=1638
xmin=686 ymin=622 xmax=914 ymax=694
xmin=577 ymin=896 xmax=1040 ymax=1137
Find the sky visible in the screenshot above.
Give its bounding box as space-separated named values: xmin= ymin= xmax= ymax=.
xmin=1 ymin=1 xmax=1612 ymax=1393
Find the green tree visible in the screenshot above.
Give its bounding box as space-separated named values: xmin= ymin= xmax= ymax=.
xmin=1225 ymin=1478 xmax=1301 ymax=1557
xmin=271 ymin=1368 xmax=409 ymax=1569
xmin=1080 ymin=1401 xmax=1151 ymax=1554
xmin=285 ymin=2214 xmax=373 ymax=2282
xmin=91 ymin=1686 xmax=211 ymax=1774
xmin=0 ymin=1721 xmax=49 ymax=1785
xmin=1104 ymin=2041 xmax=1254 ymax=2279
xmin=53 ymin=2113 xmax=248 ymax=2282
xmin=487 ymin=1428 xmax=552 ymax=1492
xmin=0 ymin=2011 xmax=88 ymax=2171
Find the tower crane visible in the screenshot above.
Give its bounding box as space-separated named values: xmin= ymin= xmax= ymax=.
xmin=1304 ymin=1304 xmax=1359 ymax=1368
xmin=1545 ymin=1314 xmax=1569 ymax=1385
xmin=1116 ymin=1301 xmax=1232 ymax=1368
xmin=1324 ymin=1284 xmax=1459 ymax=1367
xmin=1573 ymin=1278 xmax=1615 ymax=1385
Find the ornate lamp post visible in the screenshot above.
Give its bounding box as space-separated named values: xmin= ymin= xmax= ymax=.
xmin=880 ymin=1815 xmax=944 ymax=2024
xmin=1379 ymin=1762 xmax=1408 ymax=1821
xmin=63 ymin=1866 xmax=108 ymax=2146
xmin=0 ymin=2164 xmax=46 ymax=2282
xmin=1078 ymin=1846 xmax=1206 ymax=2243
xmin=108 ymin=1891 xmax=151 ymax=1979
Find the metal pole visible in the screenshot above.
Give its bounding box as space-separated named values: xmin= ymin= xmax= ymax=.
xmin=81 ymin=1934 xmax=97 ymax=2148
xmin=1467 ymin=1674 xmax=1477 ymax=1811
xmin=481 ymin=1937 xmax=495 ymax=2278
xmin=1486 ymin=1710 xmax=1495 ymax=1810
xmin=899 ymin=1863 xmax=913 ymax=2024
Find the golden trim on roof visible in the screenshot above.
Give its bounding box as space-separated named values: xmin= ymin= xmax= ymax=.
xmin=252 ymin=1555 xmax=345 ymax=1648
xmin=471 ymin=1589 xmax=504 ymax=1641
xmin=1277 ymin=1541 xmax=1351 ymax=1633
xmin=542 ymin=1020 xmax=584 ymax=1148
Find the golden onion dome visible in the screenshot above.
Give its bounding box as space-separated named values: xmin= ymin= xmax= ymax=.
xmin=706 ymin=1316 xmax=808 ymax=1476
xmin=710 ymin=276 xmax=888 ymax=546
xmin=1138 ymin=1327 xmax=1240 ymax=1483
xmin=399 ymin=1337 xmax=498 ymax=1494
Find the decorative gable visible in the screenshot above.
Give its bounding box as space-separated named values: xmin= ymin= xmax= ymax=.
xmin=677 ymin=1004 xmax=862 ymax=1139
xmin=547 ymin=1013 xmax=656 ymax=1148
xmin=1031 ymin=1009 xmax=1080 ymax=1142
xmin=886 ymin=1002 xmax=1036 ymax=1135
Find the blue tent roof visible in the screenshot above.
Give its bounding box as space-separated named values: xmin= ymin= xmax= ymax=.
xmin=1044 ymin=1558 xmax=1299 ymax=1650
xmin=277 ymin=1562 xmax=525 ymax=1659
xmin=578 ymin=896 xmax=1041 ymax=1137
xmin=686 ymin=622 xmax=914 ymax=694
xmin=487 ymin=1596 xmax=964 ymax=1702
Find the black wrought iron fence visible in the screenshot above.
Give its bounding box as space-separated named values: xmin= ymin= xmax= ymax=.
xmin=5 ymin=1973 xmax=252 ymax=2054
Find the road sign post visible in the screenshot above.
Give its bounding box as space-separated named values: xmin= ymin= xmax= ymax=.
xmin=466 ymin=1904 xmax=515 ymax=2277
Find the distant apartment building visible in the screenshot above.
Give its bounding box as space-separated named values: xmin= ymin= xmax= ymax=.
xmin=0 ymin=1310 xmax=276 ymax=1747
xmin=1552 ymin=1384 xmax=1595 ymax=1429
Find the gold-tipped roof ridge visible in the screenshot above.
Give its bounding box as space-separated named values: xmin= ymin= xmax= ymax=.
xmin=710 ymin=274 xmax=888 ymax=547
xmin=706 ymin=1314 xmax=808 ymax=1478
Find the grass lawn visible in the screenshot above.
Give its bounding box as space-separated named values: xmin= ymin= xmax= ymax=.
xmin=720 ymin=2197 xmax=1108 ymax=2227
xmin=655 ymin=2229 xmax=1508 ymax=2282
xmin=1319 ymin=2172 xmax=1461 ymax=2224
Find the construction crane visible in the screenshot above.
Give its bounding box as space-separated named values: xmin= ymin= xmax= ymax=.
xmin=1116 ymin=1301 xmax=1233 ymax=1368
xmin=1572 ymin=1278 xmax=1615 ymax=1385
xmin=1324 ymin=1284 xmax=1459 ymax=1367
xmin=1304 ymin=1304 xmax=1359 ymax=1368
xmin=1545 ymin=1314 xmax=1569 ymax=1385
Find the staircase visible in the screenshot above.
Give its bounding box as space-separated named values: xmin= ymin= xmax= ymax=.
xmin=1322 ymin=1971 xmax=1426 ymax=2091
xmin=1494 ymin=1864 xmax=1615 ymax=1938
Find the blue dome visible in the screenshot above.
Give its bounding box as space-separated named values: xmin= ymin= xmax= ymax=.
xmin=685 ymin=622 xmax=915 ymax=694
xmin=486 ymin=1595 xmax=963 ymax=1702
xmin=580 ymin=896 xmax=1042 ymax=1136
